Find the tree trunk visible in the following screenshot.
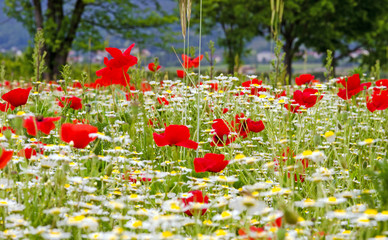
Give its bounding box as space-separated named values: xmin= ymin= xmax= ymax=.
xmin=46 ymin=49 xmax=69 ymax=81
xmin=332 ymin=58 xmax=337 ymax=78
xmin=284 ymin=52 xmax=293 ymax=85
xmin=226 ymin=48 xmax=235 ymax=74
xmin=31 ymin=0 xmax=86 ymax=81
xmin=283 ymin=35 xmax=294 ymax=85
xmin=32 ymin=0 xmax=43 ymax=29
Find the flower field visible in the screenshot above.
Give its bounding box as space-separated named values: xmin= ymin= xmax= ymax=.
xmin=0 ymin=44 xmax=388 ymax=240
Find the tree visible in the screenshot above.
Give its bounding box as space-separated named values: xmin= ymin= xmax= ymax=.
xmin=300 ymin=0 xmax=388 ymax=77
xmin=360 ymin=16 xmax=388 ymax=71
xmin=269 ymin=0 xmax=388 ymax=81
xmin=4 ymin=0 xmax=177 ymax=80
xmin=193 ymin=0 xmax=267 ymax=74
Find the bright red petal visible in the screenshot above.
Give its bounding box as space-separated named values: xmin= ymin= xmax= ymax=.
xmin=153 ymin=133 xmax=169 ymax=147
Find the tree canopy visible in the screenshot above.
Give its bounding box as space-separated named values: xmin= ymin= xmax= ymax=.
xmin=4 ymin=0 xmax=177 ymax=80
xmin=194 ymin=0 xmax=267 ymax=73
xmin=193 ymin=0 xmax=388 ymax=79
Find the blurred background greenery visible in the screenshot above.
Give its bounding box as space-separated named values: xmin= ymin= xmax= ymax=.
xmin=0 ymin=0 xmax=387 ymax=81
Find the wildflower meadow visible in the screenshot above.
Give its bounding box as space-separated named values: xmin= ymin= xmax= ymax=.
xmin=1 ymin=0 xmax=388 ymax=239
xmin=0 ymin=39 xmax=388 ymax=240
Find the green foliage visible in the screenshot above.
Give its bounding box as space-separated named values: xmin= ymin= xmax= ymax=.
xmin=324 ymin=50 xmax=334 ymax=80
xmin=304 ymin=0 xmax=388 ymax=74
xmin=193 ymin=0 xmax=267 ymax=74
xmin=32 ymin=28 xmax=47 ymax=82
xmin=0 ymin=51 xmax=34 ymax=81
xmin=371 ymin=160 xmax=388 ymax=208
xmin=262 ymin=0 xmax=388 ymax=80
xmin=270 ymin=40 xmax=286 ymax=86
xmin=371 ymin=60 xmax=381 ymax=80
xmin=270 ymin=0 xmax=284 ymax=40
xmin=0 ymin=64 xmax=5 ymax=81
xmin=360 ymin=16 xmax=388 ymax=71
xmin=205 ymin=40 xmax=216 ymax=79
xmin=4 ymin=0 xmax=178 ymax=79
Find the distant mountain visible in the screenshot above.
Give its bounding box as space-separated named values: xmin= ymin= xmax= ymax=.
xmin=0 ymin=0 xmax=30 ymax=50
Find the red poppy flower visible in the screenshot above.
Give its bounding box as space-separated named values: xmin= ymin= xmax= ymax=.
xmin=122 ymin=170 xmax=151 ymax=183
xmin=222 ymin=108 xmax=229 ymax=114
xmin=92 ymin=59 xmax=132 ymax=88
xmin=211 ymin=119 xmax=236 ymax=146
xmin=72 ymin=82 xmax=83 ymax=88
xmin=289 ymin=172 xmax=306 ymax=183
xmin=376 ymin=79 xmax=388 ymax=88
xmin=105 ymin=44 xmax=138 ymax=69
xmin=274 ymin=148 xmax=308 ymax=183
xmin=182 ymin=54 xmax=203 ymax=68
xmin=209 ymin=83 xmax=218 ymax=91
xmin=181 ymin=190 xmax=209 ymax=216
xmin=238 ymin=226 xmax=265 ymax=240
xmin=60 ymin=123 xmax=98 ymax=148
xmin=148 ymin=62 xmax=161 ymax=72
xmin=292 ymin=88 xmax=323 ymax=108
xmin=242 ymin=78 xmax=262 ymax=88
xmin=275 ymin=90 xmax=287 ymax=99
xmin=284 ymin=103 xmax=302 ymax=113
xmin=0 ymin=102 xmax=15 ymax=112
xmin=177 ymin=70 xmax=186 ymax=78
xmin=241 ymin=78 xmax=266 ymax=95
xmin=0 ymin=126 xmax=15 ymax=134
xmin=271 ymin=216 xmax=283 ymax=228
xmin=1 ymin=87 xmax=32 ymax=107
xmin=18 ymin=146 xmax=44 ymax=159
xmin=1 ymin=80 xmax=11 ymax=89
xmin=274 ymin=147 xmax=294 ymax=168
xmin=295 ymin=74 xmax=315 ymax=86
xmin=239 ymin=217 xmax=285 ymax=240
xmin=287 ymin=158 xmax=309 ymax=183
xmin=157 ymin=97 xmax=169 ymax=105
xmin=125 ymin=85 xmax=137 ymax=100
xmin=337 ymin=74 xmax=371 ymax=100
xmin=58 ymin=96 xmax=83 ymax=110
xmin=0 ymin=149 xmax=13 ymax=169
xmin=194 ymin=153 xmax=229 ymax=173
xmin=232 ymin=113 xmax=250 ymax=138
xmin=18 ymin=147 xmax=37 ymax=159
xmin=232 ymin=113 xmax=265 ymax=138
xmin=72 ymin=119 xmax=90 ymax=124
xmin=153 ymin=125 xmax=198 ymax=149
xmin=191 ymin=55 xmax=203 ymax=68
xmin=373 ymin=79 xmax=388 ymax=95
xmin=247 ymin=119 xmax=265 ymax=133
xmin=141 ymin=82 xmax=152 ymax=92
xmin=23 ymin=116 xmax=61 ymax=136
xmin=148 ymin=119 xmax=154 ymax=127
xmin=366 ymin=93 xmax=388 ymax=112
xmin=90 ymin=44 xmax=137 ymax=88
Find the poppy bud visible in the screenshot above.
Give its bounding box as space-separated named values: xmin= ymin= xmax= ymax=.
xmin=85 ymin=104 xmax=91 ymax=113
xmin=55 ymin=168 xmax=66 ymax=186
xmin=284 ymin=208 xmax=299 ymax=225
xmin=3 ymin=129 xmax=12 ymax=141
xmin=105 ymin=164 xmax=113 ymax=176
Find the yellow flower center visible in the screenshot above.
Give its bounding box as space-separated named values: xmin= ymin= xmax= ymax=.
xmin=221 ymin=211 xmax=231 ymax=218
xmin=162 ymin=231 xmax=173 ymax=238
xmin=132 ymin=220 xmax=142 ymax=228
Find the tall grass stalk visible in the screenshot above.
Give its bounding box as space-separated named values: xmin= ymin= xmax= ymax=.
xmin=196 ymin=0 xmax=203 ymax=157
